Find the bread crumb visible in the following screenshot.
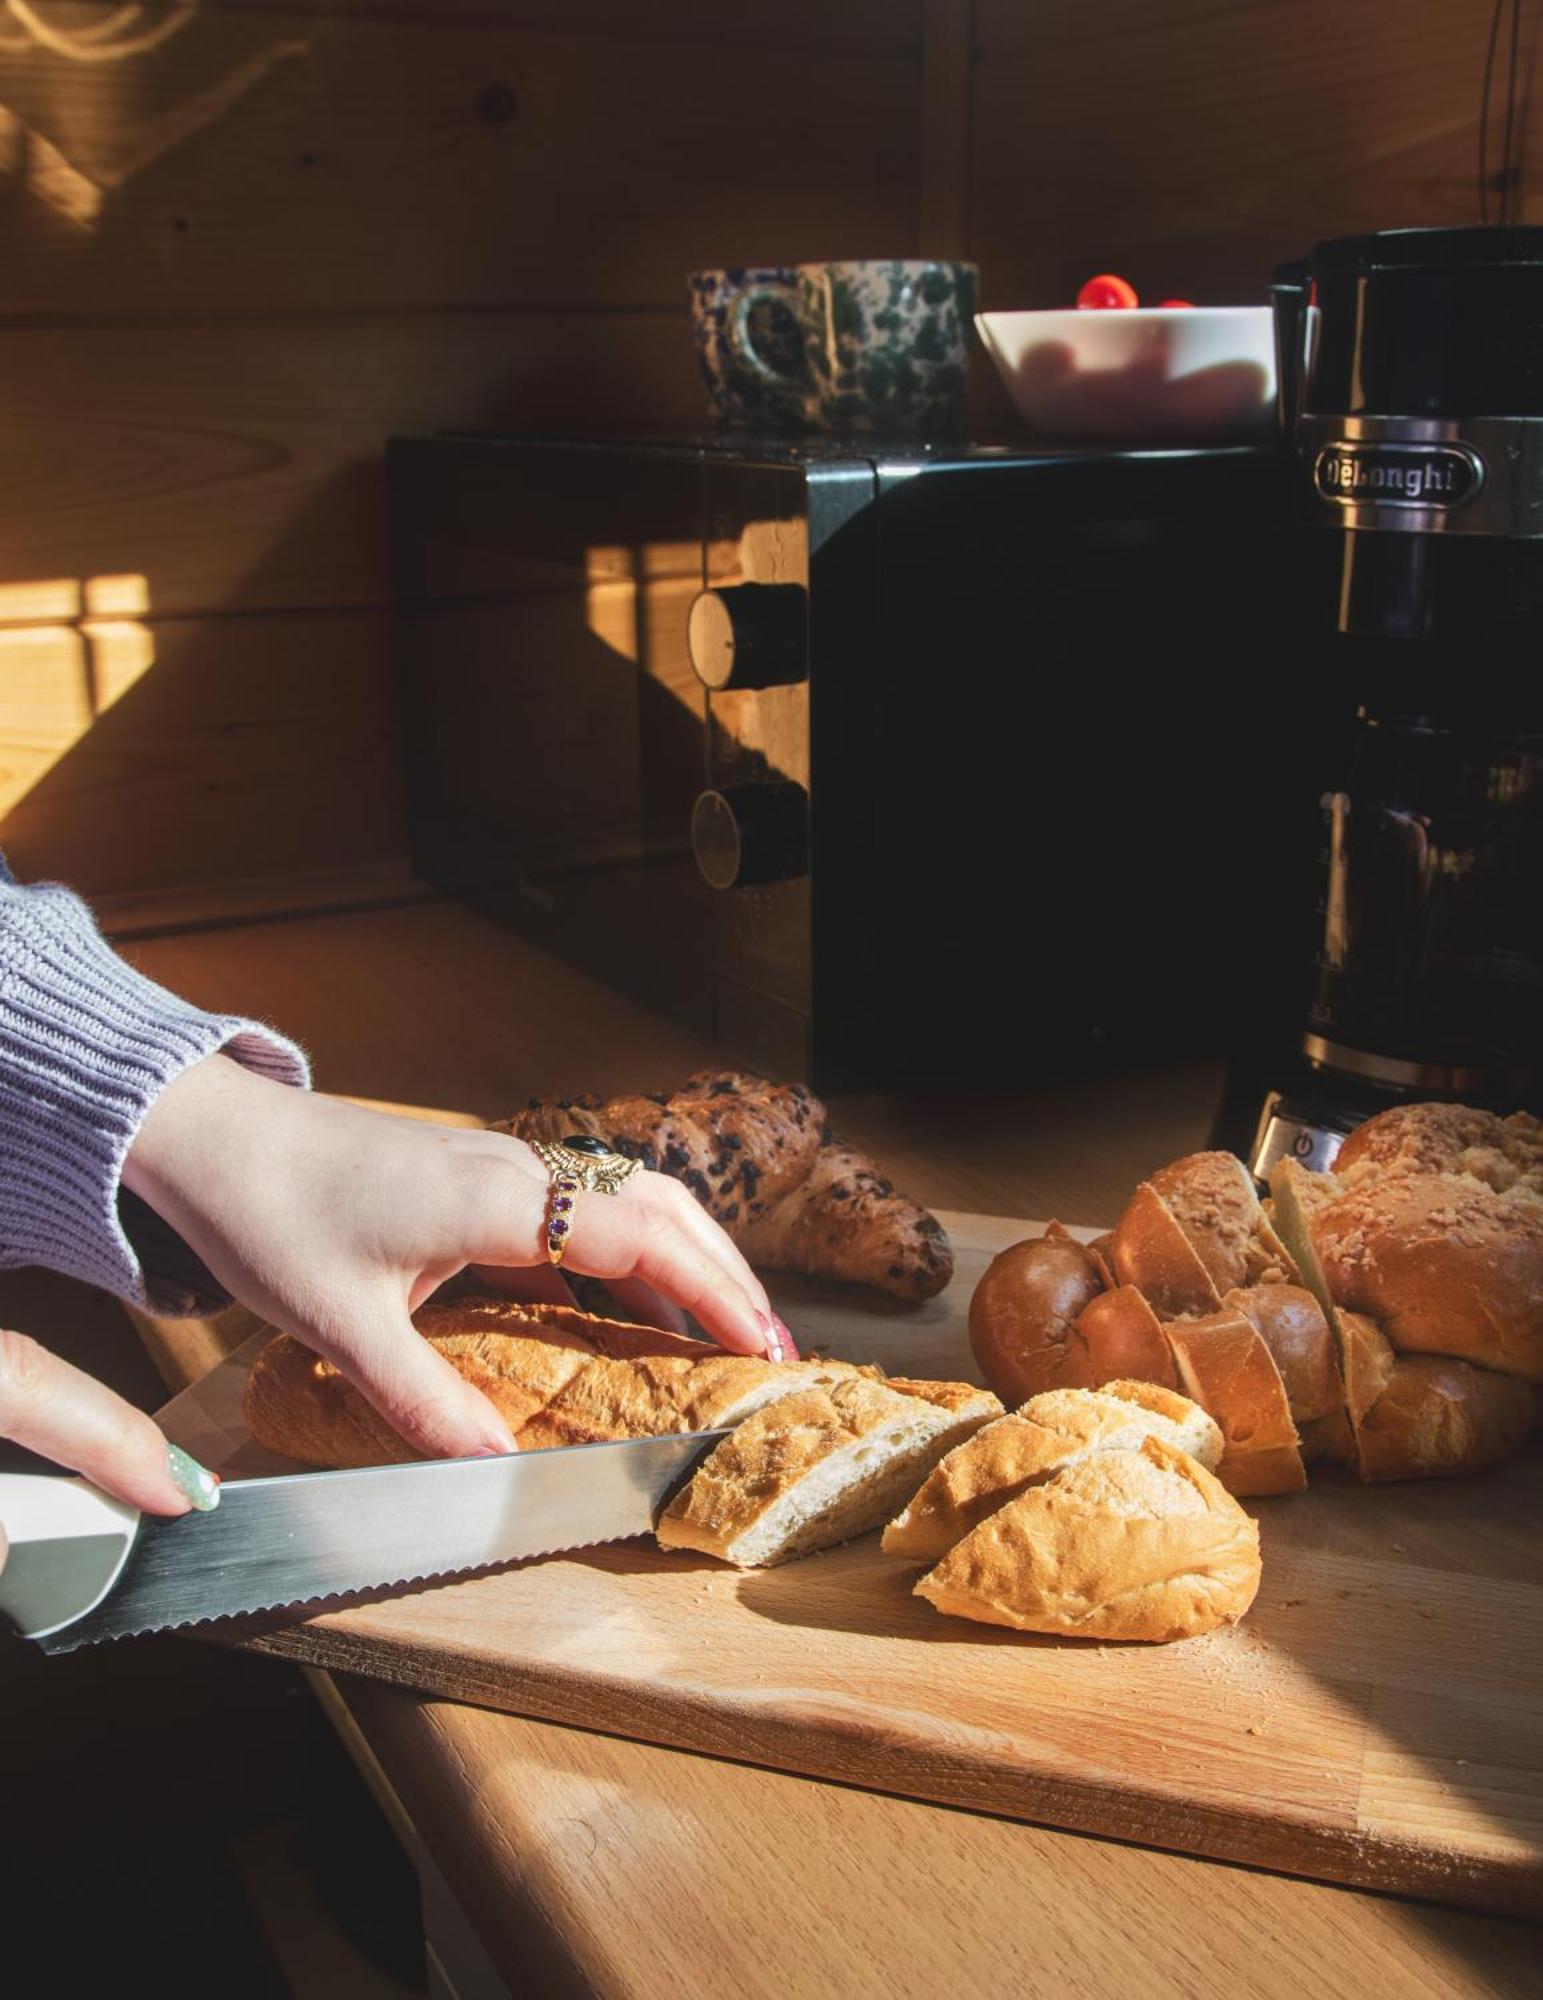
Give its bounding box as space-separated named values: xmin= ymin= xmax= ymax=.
xmin=1246 ymin=1725 xmax=1264 ymax=1736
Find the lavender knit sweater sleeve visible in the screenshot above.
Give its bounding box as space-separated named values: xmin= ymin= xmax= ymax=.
xmin=0 ymin=878 xmax=310 ymax=1316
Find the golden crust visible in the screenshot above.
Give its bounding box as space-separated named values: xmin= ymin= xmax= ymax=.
xmin=882 ymin=1378 xmax=1004 ymax=1422
xmin=1352 ymin=1354 xmax=1535 ymax=1482
xmin=1310 ymin=1169 xmax=1543 ymax=1382
xmin=914 ymin=1436 xmax=1261 ymax=1643
xmin=882 ymin=1381 xmax=1222 ymax=1564
xmin=737 ymin=1135 xmax=955 ymax=1302
xmin=1161 ymin=1311 xmax=1305 ymax=1497
xmin=882 ymin=1414 xmax=1087 ymax=1563
xmin=1221 ymin=1284 xmax=1342 ymax=1424
xmin=506 ymin=1072 xmax=953 ymax=1302
xmin=243 ymin=1298 xmax=845 ymax=1468
xmin=504 ymin=1074 xmax=823 ymax=1227
xmin=1149 ymin=1151 xmax=1298 ymax=1292
xmin=1070 ymin=1285 xmax=1179 ymax=1390
xmin=1108 ymin=1182 xmax=1223 ymax=1319
xmin=1333 ymin=1103 xmax=1543 ymax=1195
xmin=656 ymin=1377 xmax=999 ymax=1566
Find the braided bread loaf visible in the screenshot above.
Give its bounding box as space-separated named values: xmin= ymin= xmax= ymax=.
xmin=501 ymin=1070 xmax=953 ymax=1301
xmin=967 ymin=1105 xmax=1537 ymax=1490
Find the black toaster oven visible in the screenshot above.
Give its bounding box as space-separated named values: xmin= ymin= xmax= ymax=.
xmin=389 ymin=434 xmax=1320 ymax=1092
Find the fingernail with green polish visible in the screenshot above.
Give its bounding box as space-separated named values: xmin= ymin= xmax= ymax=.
xmin=167 ymin=1443 xmax=221 ymax=1512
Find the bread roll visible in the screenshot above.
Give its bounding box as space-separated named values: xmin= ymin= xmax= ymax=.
xmin=968 ymin=1234 xmax=1104 ymax=1404
xmin=1221 ymin=1284 xmax=1342 ymax=1424
xmin=913 ymin=1435 xmax=1261 ymax=1642
xmin=243 ymin=1298 xmax=863 ymax=1468
xmin=656 ymin=1377 xmax=1001 ymax=1568
xmin=1161 ymin=1311 xmax=1305 ymax=1497
xmin=1149 ymin=1151 xmax=1298 ymax=1292
xmin=883 ymin=1379 xmax=1223 ymax=1563
xmin=1308 ymin=1169 xmax=1543 ymax=1383
xmin=1108 ymin=1182 xmax=1223 ymax=1318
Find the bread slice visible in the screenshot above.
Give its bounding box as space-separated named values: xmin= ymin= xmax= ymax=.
xmin=882 ymin=1379 xmax=1223 ymax=1563
xmin=1161 ymin=1311 xmax=1305 ymax=1497
xmin=1108 ymin=1182 xmax=1224 ymax=1318
xmin=243 ymin=1298 xmax=864 ymax=1468
xmin=1070 ymin=1285 xmax=1180 ymax=1390
xmin=1221 ymin=1283 xmax=1342 ymax=1424
xmin=656 ymin=1377 xmax=1001 ymax=1568
xmin=1149 ymin=1151 xmax=1298 ymax=1292
xmin=914 ymin=1435 xmax=1261 ymax=1642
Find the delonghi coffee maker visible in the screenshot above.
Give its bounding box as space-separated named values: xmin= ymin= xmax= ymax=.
xmin=1215 ymin=226 xmax=1543 ymax=1177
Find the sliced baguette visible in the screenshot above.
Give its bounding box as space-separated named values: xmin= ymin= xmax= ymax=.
xmin=914 ymin=1435 xmax=1262 ymax=1643
xmin=882 ymin=1379 xmax=1223 ymax=1564
xmin=244 ymin=1298 xmax=863 ymax=1468
xmin=656 ymin=1377 xmax=1002 ymax=1568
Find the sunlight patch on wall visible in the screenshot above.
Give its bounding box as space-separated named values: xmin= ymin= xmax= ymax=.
xmin=0 ymin=572 xmax=154 ymax=819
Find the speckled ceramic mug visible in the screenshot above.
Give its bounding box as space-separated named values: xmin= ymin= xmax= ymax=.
xmin=732 ymin=258 xmax=978 ymax=436
xmin=689 ymin=266 xmax=809 ymax=431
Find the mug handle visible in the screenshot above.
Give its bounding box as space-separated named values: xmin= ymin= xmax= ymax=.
xmin=728 ymin=282 xmax=804 ymax=387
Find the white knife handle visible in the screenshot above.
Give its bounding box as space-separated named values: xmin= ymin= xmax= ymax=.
xmin=0 ymin=1474 xmax=141 ymax=1640
xmin=0 ymin=1472 xmax=140 ymax=1545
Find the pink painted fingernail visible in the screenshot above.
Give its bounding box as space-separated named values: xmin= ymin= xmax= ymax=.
xmin=755 ymin=1310 xmax=783 ymax=1362
xmin=772 ymin=1313 xmax=800 ymax=1361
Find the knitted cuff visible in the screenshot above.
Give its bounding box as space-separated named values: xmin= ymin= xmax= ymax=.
xmin=0 ymin=883 xmax=310 ymax=1316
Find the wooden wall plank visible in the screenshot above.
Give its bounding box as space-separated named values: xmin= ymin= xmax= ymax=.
xmin=0 ymin=4 xmax=922 ymax=317
xmin=0 ymin=606 xmax=402 ymax=895
xmin=969 ymin=0 xmax=1495 ymax=309
xmin=0 ymin=310 xmax=701 ymax=622
xmin=920 ymin=0 xmax=972 ymax=259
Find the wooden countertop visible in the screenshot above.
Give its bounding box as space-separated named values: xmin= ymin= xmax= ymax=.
xmin=96 ymin=903 xmax=1541 ymax=1994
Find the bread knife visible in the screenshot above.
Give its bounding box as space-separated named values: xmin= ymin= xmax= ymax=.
xmin=0 ymin=1429 xmax=728 ymax=1653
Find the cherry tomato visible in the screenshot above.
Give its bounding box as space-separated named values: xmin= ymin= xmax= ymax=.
xmin=1076 ymin=273 xmax=1139 ymax=310
xmin=1158 ymin=298 xmax=1196 ymax=310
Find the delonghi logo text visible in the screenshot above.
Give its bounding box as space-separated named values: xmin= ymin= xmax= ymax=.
xmin=1313 ymin=441 xmax=1483 ymax=508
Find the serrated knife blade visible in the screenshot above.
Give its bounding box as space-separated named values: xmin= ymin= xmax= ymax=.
xmin=0 ymin=1430 xmax=727 ymax=1653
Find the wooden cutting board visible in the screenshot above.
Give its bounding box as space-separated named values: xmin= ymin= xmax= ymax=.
xmin=146 ymin=1212 xmax=1543 ymax=1919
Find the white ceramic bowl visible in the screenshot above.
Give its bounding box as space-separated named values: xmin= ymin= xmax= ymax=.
xmin=976 ymin=306 xmax=1276 ymax=444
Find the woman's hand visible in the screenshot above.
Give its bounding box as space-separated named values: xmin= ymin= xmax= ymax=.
xmin=0 ymin=1326 xmax=221 ymax=1544
xmin=120 ymin=1055 xmax=795 ymax=1466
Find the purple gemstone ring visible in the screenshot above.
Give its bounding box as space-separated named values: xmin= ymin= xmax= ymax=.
xmin=527 ymin=1136 xmax=644 ymax=1267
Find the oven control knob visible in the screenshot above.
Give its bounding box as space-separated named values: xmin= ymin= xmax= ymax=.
xmin=691 ymin=782 xmax=809 ymax=889
xmin=687 ymin=584 xmax=806 ymax=691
